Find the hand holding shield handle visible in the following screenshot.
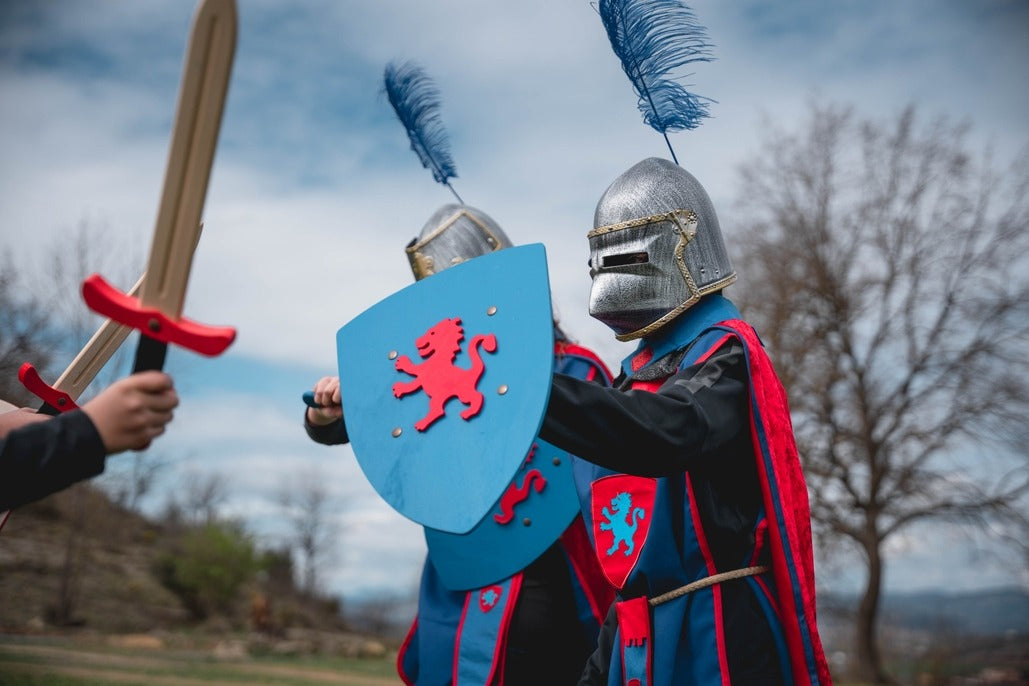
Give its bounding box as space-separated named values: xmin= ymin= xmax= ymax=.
xmin=304 ymin=376 xmax=343 ymax=426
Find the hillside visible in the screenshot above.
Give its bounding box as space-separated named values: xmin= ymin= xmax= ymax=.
xmin=0 ymin=484 xmax=188 ymax=633
xmin=0 ymin=482 xmax=400 ymax=658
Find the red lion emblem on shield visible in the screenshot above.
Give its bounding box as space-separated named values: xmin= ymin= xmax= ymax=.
xmin=392 ymin=317 xmax=498 ymax=431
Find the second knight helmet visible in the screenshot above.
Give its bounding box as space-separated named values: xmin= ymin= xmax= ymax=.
xmin=406 ymin=203 xmax=513 ymax=281
xmin=588 ymin=157 xmax=736 ymax=340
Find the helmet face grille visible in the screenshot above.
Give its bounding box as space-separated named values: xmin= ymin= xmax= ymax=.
xmin=588 ymin=158 xmax=735 ymax=339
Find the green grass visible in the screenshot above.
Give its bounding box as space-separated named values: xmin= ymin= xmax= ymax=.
xmin=0 ymin=636 xmax=401 ymax=685
xmin=0 ymin=676 xmax=113 ymax=686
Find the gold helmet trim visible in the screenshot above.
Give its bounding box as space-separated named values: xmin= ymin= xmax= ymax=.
xmin=405 ymin=208 xmax=506 ymax=280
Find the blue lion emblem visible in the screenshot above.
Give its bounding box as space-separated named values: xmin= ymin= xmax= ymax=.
xmin=599 ymin=491 xmax=646 ymax=557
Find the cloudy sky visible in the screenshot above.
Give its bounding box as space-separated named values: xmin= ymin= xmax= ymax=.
xmin=1 ymin=0 xmax=1026 ymax=602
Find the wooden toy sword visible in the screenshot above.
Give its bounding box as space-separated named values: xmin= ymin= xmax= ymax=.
xmin=82 ymin=0 xmax=238 ymax=371
xmin=3 ymin=0 xmax=239 ymax=530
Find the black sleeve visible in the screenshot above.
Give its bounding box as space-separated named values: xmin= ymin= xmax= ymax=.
xmin=540 ymin=340 xmax=749 ymax=477
xmin=304 ymin=412 xmax=350 ymax=446
xmin=576 ymin=601 xmax=617 ymax=686
xmin=0 ymin=410 xmax=107 ymax=511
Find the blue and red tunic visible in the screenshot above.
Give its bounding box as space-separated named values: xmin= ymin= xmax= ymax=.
xmin=396 ymin=338 xmax=617 ymax=686
xmin=542 ymin=295 xmax=832 ymax=686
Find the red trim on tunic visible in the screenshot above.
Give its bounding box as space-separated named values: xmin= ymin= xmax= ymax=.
xmin=397 ymin=617 xmax=418 ymax=685
xmin=560 ymin=517 xmax=616 ymax=623
xmin=557 ymin=340 xmax=616 ymax=382
xmin=684 ymin=471 xmax=731 ymax=686
xmin=630 ymin=347 xmax=654 ymax=372
xmin=490 ymin=573 xmax=523 ymax=686
xmin=454 ymin=591 xmax=471 ymax=685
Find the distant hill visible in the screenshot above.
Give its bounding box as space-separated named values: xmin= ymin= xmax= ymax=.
xmin=820 ymin=588 xmax=1029 ymax=638
xmin=882 ymin=588 xmax=1029 ymax=636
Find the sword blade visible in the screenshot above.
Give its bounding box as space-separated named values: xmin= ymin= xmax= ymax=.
xmin=139 ymin=0 xmax=236 ymax=318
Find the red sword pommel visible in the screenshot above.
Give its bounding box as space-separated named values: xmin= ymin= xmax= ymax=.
xmin=82 ymin=273 xmax=236 ymax=357
xmin=18 ymin=363 xmax=79 ymax=413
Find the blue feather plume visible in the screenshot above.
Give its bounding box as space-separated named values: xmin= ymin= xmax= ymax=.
xmin=598 ymin=0 xmax=716 ymax=162
xmin=384 ymin=60 xmax=463 ymax=203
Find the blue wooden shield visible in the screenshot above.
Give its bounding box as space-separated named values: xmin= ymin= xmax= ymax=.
xmin=423 ymin=437 xmax=579 ymax=590
xmin=336 ymin=244 xmax=554 ymax=533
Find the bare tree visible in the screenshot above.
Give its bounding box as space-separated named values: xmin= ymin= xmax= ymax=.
xmin=731 ymin=101 xmax=1029 ymax=683
xmin=106 ymin=450 xmax=169 ymax=512
xmin=1 ymin=221 xmax=142 ymax=625
xmin=1 ymin=219 xmax=138 ymax=406
xmin=40 ymin=219 xmax=140 ymax=385
xmin=178 ymin=469 xmax=230 ymax=526
xmin=0 ymin=250 xmax=59 ymax=405
xmin=277 ymin=471 xmax=338 ymax=596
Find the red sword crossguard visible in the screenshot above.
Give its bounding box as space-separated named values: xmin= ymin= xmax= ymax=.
xmin=81 ymin=274 xmax=235 ymax=358
xmin=18 ymin=364 xmax=78 ymax=414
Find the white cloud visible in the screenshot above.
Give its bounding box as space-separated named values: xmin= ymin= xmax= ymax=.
xmin=3 ymin=0 xmax=1026 ymax=600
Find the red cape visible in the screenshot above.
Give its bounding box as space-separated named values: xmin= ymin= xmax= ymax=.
xmin=720 ymin=319 xmax=832 ymax=685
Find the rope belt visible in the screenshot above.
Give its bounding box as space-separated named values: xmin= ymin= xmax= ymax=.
xmin=649 ymin=565 xmax=769 ymax=606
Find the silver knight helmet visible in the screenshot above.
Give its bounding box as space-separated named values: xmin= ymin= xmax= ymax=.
xmin=588 ymin=157 xmax=736 ymax=340
xmin=406 ymin=203 xmax=514 ymax=281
